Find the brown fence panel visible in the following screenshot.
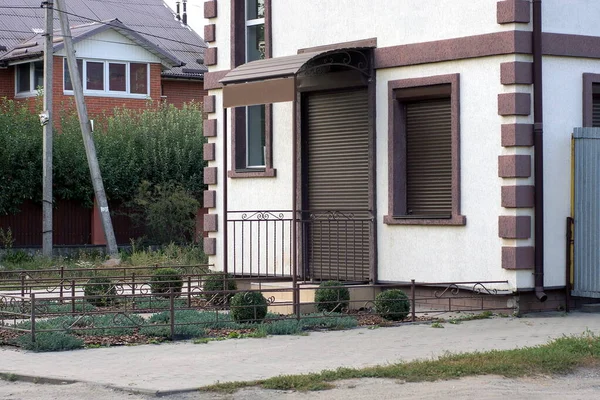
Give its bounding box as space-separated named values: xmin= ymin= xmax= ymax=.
xmin=0 ymin=200 xmax=42 ymax=246
xmin=53 ymin=200 xmax=92 ymax=245
xmin=0 ymin=200 xmax=92 ymax=247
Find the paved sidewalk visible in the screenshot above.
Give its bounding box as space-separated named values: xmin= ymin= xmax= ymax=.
xmin=1 ymin=312 xmax=600 ymax=395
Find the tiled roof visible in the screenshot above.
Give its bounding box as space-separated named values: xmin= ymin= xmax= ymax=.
xmin=0 ymin=0 xmax=206 ymax=79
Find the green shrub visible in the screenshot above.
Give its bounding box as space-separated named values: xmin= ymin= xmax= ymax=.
xmin=83 ymin=277 xmax=116 ymax=307
xmin=374 ymin=289 xmax=410 ymax=321
xmin=230 ymin=292 xmax=268 ymax=323
xmin=203 ymin=273 xmax=237 ymax=305
xmin=17 ymin=332 xmax=84 ymax=352
xmin=314 ymin=281 xmax=350 ymax=313
xmin=150 ymin=268 xmax=183 ymax=298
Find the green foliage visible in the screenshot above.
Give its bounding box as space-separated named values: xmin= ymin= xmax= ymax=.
xmin=16 ymin=332 xmax=84 ymax=352
xmin=0 ymin=99 xmax=43 ymax=214
xmin=83 ymin=277 xmax=116 ymax=306
xmin=1 ymin=249 xmax=33 ymax=264
xmin=300 ymin=313 xmax=358 ymax=330
xmin=374 ymin=289 xmax=410 ymax=321
xmin=150 ymin=268 xmax=183 ymax=298
xmin=314 ymin=281 xmax=350 ymax=313
xmin=140 ymin=309 xmax=206 ymax=338
xmin=128 ymin=181 xmax=199 ymax=244
xmin=0 ymin=99 xmax=205 ymax=216
xmin=203 ymin=273 xmax=237 ymax=305
xmin=230 ymin=291 xmax=268 ymax=323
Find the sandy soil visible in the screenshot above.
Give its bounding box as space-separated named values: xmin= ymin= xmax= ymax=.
xmin=2 ymin=369 xmax=600 ymax=400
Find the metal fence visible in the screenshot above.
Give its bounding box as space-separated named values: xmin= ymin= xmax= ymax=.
xmin=1 ymin=265 xmax=514 ymax=345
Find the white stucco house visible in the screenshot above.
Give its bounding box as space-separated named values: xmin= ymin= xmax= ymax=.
xmin=199 ymin=0 xmax=600 ymax=311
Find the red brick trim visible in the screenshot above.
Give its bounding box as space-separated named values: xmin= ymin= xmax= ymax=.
xmin=204 ymin=167 xmax=217 ymax=185
xmin=204 ymin=190 xmax=216 ymax=208
xmin=374 ymin=31 xmax=532 ymax=69
xmin=498 ymin=155 xmax=531 ymax=178
xmin=204 ymin=213 xmax=218 ymax=232
xmin=501 ymin=185 xmax=535 ymax=208
xmin=203 ymin=143 xmax=216 ymax=161
xmin=502 ymin=246 xmax=535 ymax=269
xmin=204 ymin=24 xmax=216 ymax=43
xmin=543 ymin=33 xmax=600 ymax=59
xmin=203 ymin=70 xmax=229 ymax=90
xmin=204 ymin=119 xmax=217 ymax=137
xmin=501 ymin=124 xmax=534 ymax=147
xmin=204 ymin=238 xmax=216 ymax=255
xmin=497 ymin=0 xmax=530 ymax=24
xmin=203 ymin=95 xmax=216 ymax=114
xmin=498 ymin=93 xmax=531 ymax=116
xmin=500 ymin=62 xmax=533 ymax=85
xmin=205 ymin=47 xmax=217 ymax=66
xmin=498 ymin=215 xmax=531 ymax=239
xmin=204 ymin=0 xmax=217 ymax=18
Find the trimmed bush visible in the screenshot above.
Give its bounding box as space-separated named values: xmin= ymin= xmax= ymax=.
xmin=17 ymin=332 xmax=84 ymax=352
xmin=314 ymin=281 xmax=350 ymax=313
xmin=83 ymin=277 xmax=116 ymax=307
xmin=374 ymin=289 xmax=410 ymax=321
xmin=203 ymin=273 xmax=237 ymax=305
xmin=150 ymin=268 xmax=183 ymax=298
xmin=230 ymin=291 xmax=268 ymax=323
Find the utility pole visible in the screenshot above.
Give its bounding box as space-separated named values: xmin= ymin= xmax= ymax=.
xmin=55 ymin=0 xmax=119 ymax=258
xmin=41 ymin=0 xmax=53 ymax=258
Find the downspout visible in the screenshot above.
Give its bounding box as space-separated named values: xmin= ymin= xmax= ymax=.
xmin=533 ymin=0 xmax=547 ymax=302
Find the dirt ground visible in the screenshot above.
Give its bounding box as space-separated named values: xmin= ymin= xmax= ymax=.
xmin=2 ymin=369 xmax=600 ymax=400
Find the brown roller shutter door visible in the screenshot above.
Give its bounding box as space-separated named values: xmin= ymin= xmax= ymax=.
xmin=306 ymin=89 xmax=371 ymax=282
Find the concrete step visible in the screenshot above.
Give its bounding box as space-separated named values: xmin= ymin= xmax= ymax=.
xmin=580 ymin=303 xmax=600 ymax=313
xmin=249 ymin=282 xmax=382 ymax=315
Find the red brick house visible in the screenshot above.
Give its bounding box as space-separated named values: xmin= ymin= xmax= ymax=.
xmin=0 ymin=0 xmax=207 ymax=112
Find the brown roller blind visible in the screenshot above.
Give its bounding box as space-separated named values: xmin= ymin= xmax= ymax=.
xmin=405 ymin=98 xmax=452 ymax=217
xmin=593 ymin=94 xmax=600 ymax=128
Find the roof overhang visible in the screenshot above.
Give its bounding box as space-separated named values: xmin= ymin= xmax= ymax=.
xmin=220 ymin=48 xmax=371 ymax=108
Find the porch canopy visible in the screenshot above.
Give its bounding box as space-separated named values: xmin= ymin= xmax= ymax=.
xmin=219 ymin=48 xmax=371 ymax=108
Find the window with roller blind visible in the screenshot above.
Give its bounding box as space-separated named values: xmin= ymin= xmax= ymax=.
xmin=385 ymin=74 xmax=465 ymax=226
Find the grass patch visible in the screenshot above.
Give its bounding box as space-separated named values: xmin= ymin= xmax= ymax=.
xmin=199 ymin=333 xmax=600 ymax=393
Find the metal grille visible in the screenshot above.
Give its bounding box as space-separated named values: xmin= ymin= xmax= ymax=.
xmin=306 ymin=89 xmax=371 ymax=282
xmin=406 ymin=98 xmax=452 ymax=217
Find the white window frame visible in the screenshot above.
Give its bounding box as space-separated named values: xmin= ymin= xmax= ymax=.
xmin=245 ymin=0 xmax=266 ymax=168
xmin=63 ymin=57 xmax=150 ymax=98
xmin=14 ymin=60 xmax=43 ymax=98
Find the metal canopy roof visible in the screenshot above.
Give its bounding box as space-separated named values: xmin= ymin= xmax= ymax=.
xmin=220 ymin=48 xmax=370 ymax=108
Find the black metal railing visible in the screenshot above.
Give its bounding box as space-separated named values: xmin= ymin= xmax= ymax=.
xmin=226 ymin=210 xmax=373 ymax=282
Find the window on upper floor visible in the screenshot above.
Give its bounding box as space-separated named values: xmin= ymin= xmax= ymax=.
xmin=244 ymin=0 xmax=266 ymax=168
xmin=15 ymin=61 xmax=43 ymax=96
xmin=63 ymin=58 xmax=149 ymax=97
